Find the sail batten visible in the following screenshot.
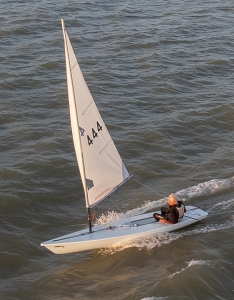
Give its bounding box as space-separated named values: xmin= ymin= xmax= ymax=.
xmin=61 ymin=20 xmax=130 ymax=208
xmin=82 ymin=100 xmax=94 ymax=115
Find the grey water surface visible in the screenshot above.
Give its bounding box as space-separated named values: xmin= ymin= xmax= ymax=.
xmin=1 ymin=1 xmax=234 ymax=299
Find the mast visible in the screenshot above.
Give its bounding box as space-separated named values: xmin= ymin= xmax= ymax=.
xmin=61 ymin=19 xmax=92 ymax=233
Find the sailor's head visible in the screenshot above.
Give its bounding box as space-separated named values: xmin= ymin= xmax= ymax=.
xmin=168 ymin=193 xmax=178 ymax=205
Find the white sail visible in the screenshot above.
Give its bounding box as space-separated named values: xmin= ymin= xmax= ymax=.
xmin=61 ymin=20 xmax=130 ymax=208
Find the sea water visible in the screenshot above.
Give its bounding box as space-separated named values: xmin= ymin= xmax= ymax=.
xmin=1 ymin=1 xmax=234 ymax=299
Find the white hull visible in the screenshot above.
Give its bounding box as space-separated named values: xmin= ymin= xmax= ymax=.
xmin=41 ymin=206 xmax=207 ymax=254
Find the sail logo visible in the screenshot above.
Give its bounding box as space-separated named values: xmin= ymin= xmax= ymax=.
xmin=79 ymin=127 xmax=85 ymax=136
xmin=87 ymin=121 xmax=103 ymax=146
xmin=95 ymin=187 xmax=112 ymax=200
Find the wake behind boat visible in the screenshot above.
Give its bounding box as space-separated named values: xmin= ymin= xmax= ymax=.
xmin=41 ymin=20 xmax=208 ymax=254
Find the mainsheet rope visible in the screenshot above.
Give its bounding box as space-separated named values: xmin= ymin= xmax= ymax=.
xmin=133 ymin=178 xmax=164 ymax=196
xmin=108 ymin=196 xmax=134 ymax=226
xmin=96 ymin=178 xmax=163 ymax=225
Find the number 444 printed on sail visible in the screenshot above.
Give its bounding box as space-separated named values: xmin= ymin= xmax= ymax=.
xmin=79 ymin=121 xmax=103 ymax=146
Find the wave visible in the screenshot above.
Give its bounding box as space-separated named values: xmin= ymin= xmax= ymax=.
xmin=175 ymin=176 xmax=234 ymax=201
xmin=98 ymin=216 xmax=234 ymax=255
xmin=141 ymin=297 xmax=167 ymax=300
xmin=95 ymin=176 xmax=234 ymax=224
xmin=98 ymin=233 xmax=180 ymax=255
xmin=95 ymin=176 xmax=234 ymax=254
xmin=210 ymin=198 xmax=234 ymax=211
xmin=168 ymin=259 xmax=211 ymax=279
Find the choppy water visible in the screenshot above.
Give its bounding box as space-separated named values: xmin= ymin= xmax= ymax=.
xmin=1 ymin=1 xmax=234 ymax=299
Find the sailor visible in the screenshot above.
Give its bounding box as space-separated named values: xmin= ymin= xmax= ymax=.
xmin=153 ymin=193 xmax=186 ymax=224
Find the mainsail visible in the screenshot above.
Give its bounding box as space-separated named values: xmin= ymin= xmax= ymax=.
xmin=61 ymin=20 xmax=130 ymax=208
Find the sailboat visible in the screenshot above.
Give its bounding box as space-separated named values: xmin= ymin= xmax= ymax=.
xmin=41 ymin=20 xmax=208 ymax=254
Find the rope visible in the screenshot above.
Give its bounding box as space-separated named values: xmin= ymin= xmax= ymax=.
xmin=108 ymin=196 xmax=134 ymax=226
xmin=133 ymin=178 xmax=164 ymax=196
